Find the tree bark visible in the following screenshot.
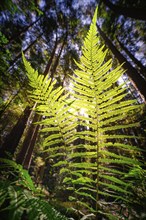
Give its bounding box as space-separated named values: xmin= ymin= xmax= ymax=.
xmin=116 ymin=38 xmax=146 ymax=78
xmin=50 ymin=34 xmax=67 ymax=78
xmin=43 ymin=38 xmax=58 ymax=76
xmin=0 ymin=106 xmax=31 ymax=158
xmin=102 ymin=0 xmax=146 ymax=21
xmin=97 ymin=25 xmax=146 ymax=102
xmin=23 ymin=123 xmax=41 ymax=170
xmin=16 ymin=113 xmax=41 ymax=169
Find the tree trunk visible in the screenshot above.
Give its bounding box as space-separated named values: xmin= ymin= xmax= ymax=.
xmin=97 ymin=25 xmax=146 ymax=102
xmin=50 ymin=34 xmax=67 ymax=78
xmin=16 ymin=113 xmax=41 ymax=169
xmin=23 ymin=123 xmax=41 ymax=170
xmin=0 ymin=106 xmax=31 ymax=158
xmin=102 ymin=0 xmax=146 ymax=21
xmin=4 ymin=16 xmax=42 ymax=46
xmin=116 ymin=38 xmax=146 ymax=78
xmin=43 ymin=38 xmax=58 ymax=76
xmin=8 ymin=33 xmax=43 ymax=72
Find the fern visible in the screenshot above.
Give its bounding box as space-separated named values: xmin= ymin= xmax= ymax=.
xmin=22 ymin=53 xmax=77 ymax=174
xmin=0 ymin=159 xmax=68 ymax=220
xmin=23 ymin=7 xmax=144 ymax=219
xmin=67 ymin=8 xmax=143 ymax=217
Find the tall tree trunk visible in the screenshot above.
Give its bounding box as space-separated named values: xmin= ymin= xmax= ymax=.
xmin=50 ymin=34 xmax=67 ymax=78
xmin=16 ymin=113 xmax=41 ymax=169
xmin=97 ymin=25 xmax=146 ymax=102
xmin=116 ymin=38 xmax=146 ymax=78
xmin=43 ymin=38 xmax=58 ymax=76
xmin=102 ymin=0 xmax=146 ymax=21
xmin=0 ymin=106 xmax=31 ymax=158
xmin=23 ymin=123 xmax=41 ymax=170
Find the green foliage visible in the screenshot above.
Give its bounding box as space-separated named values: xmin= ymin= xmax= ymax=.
xmin=23 ymin=8 xmax=144 ymax=219
xmin=0 ymin=158 xmax=68 ymax=220
xmin=0 ymin=32 xmax=8 ymax=45
xmin=0 ymin=0 xmax=18 ymax=13
xmin=22 ymin=52 xmax=77 ymax=167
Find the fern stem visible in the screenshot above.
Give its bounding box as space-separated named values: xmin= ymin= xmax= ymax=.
xmin=96 ymin=145 xmax=99 ymax=219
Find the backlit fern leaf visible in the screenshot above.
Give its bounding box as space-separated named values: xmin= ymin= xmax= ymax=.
xmin=23 ymin=8 xmax=144 ymax=219
xmin=68 ymin=7 xmax=143 ymax=217
xmin=22 ymin=54 xmax=77 ymax=186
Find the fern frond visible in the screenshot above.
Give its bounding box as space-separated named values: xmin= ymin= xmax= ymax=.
xmin=23 ymin=6 xmax=144 ymax=219
xmin=0 ymin=159 xmax=68 ymax=220
xmin=22 ymin=55 xmax=79 ymax=191
xmin=68 ymin=7 xmax=143 ymax=217
xmin=0 ymin=158 xmax=36 ymax=191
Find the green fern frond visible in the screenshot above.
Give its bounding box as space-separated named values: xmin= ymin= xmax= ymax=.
xmin=0 ymin=158 xmax=36 ymax=191
xmin=23 ymin=7 xmax=144 ymax=219
xmin=0 ymin=159 xmax=68 ymax=220
xmin=68 ymin=7 xmax=143 ymax=216
xmin=22 ymin=55 xmax=78 ymax=181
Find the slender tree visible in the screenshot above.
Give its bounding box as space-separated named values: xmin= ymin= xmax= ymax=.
xmin=43 ymin=38 xmax=58 ymax=76
xmin=116 ymin=37 xmax=146 ymax=78
xmin=0 ymin=106 xmax=31 ymax=158
xmin=16 ymin=113 xmax=41 ymax=169
xmin=50 ymin=34 xmax=67 ymax=78
xmin=97 ymin=24 xmax=146 ymax=102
